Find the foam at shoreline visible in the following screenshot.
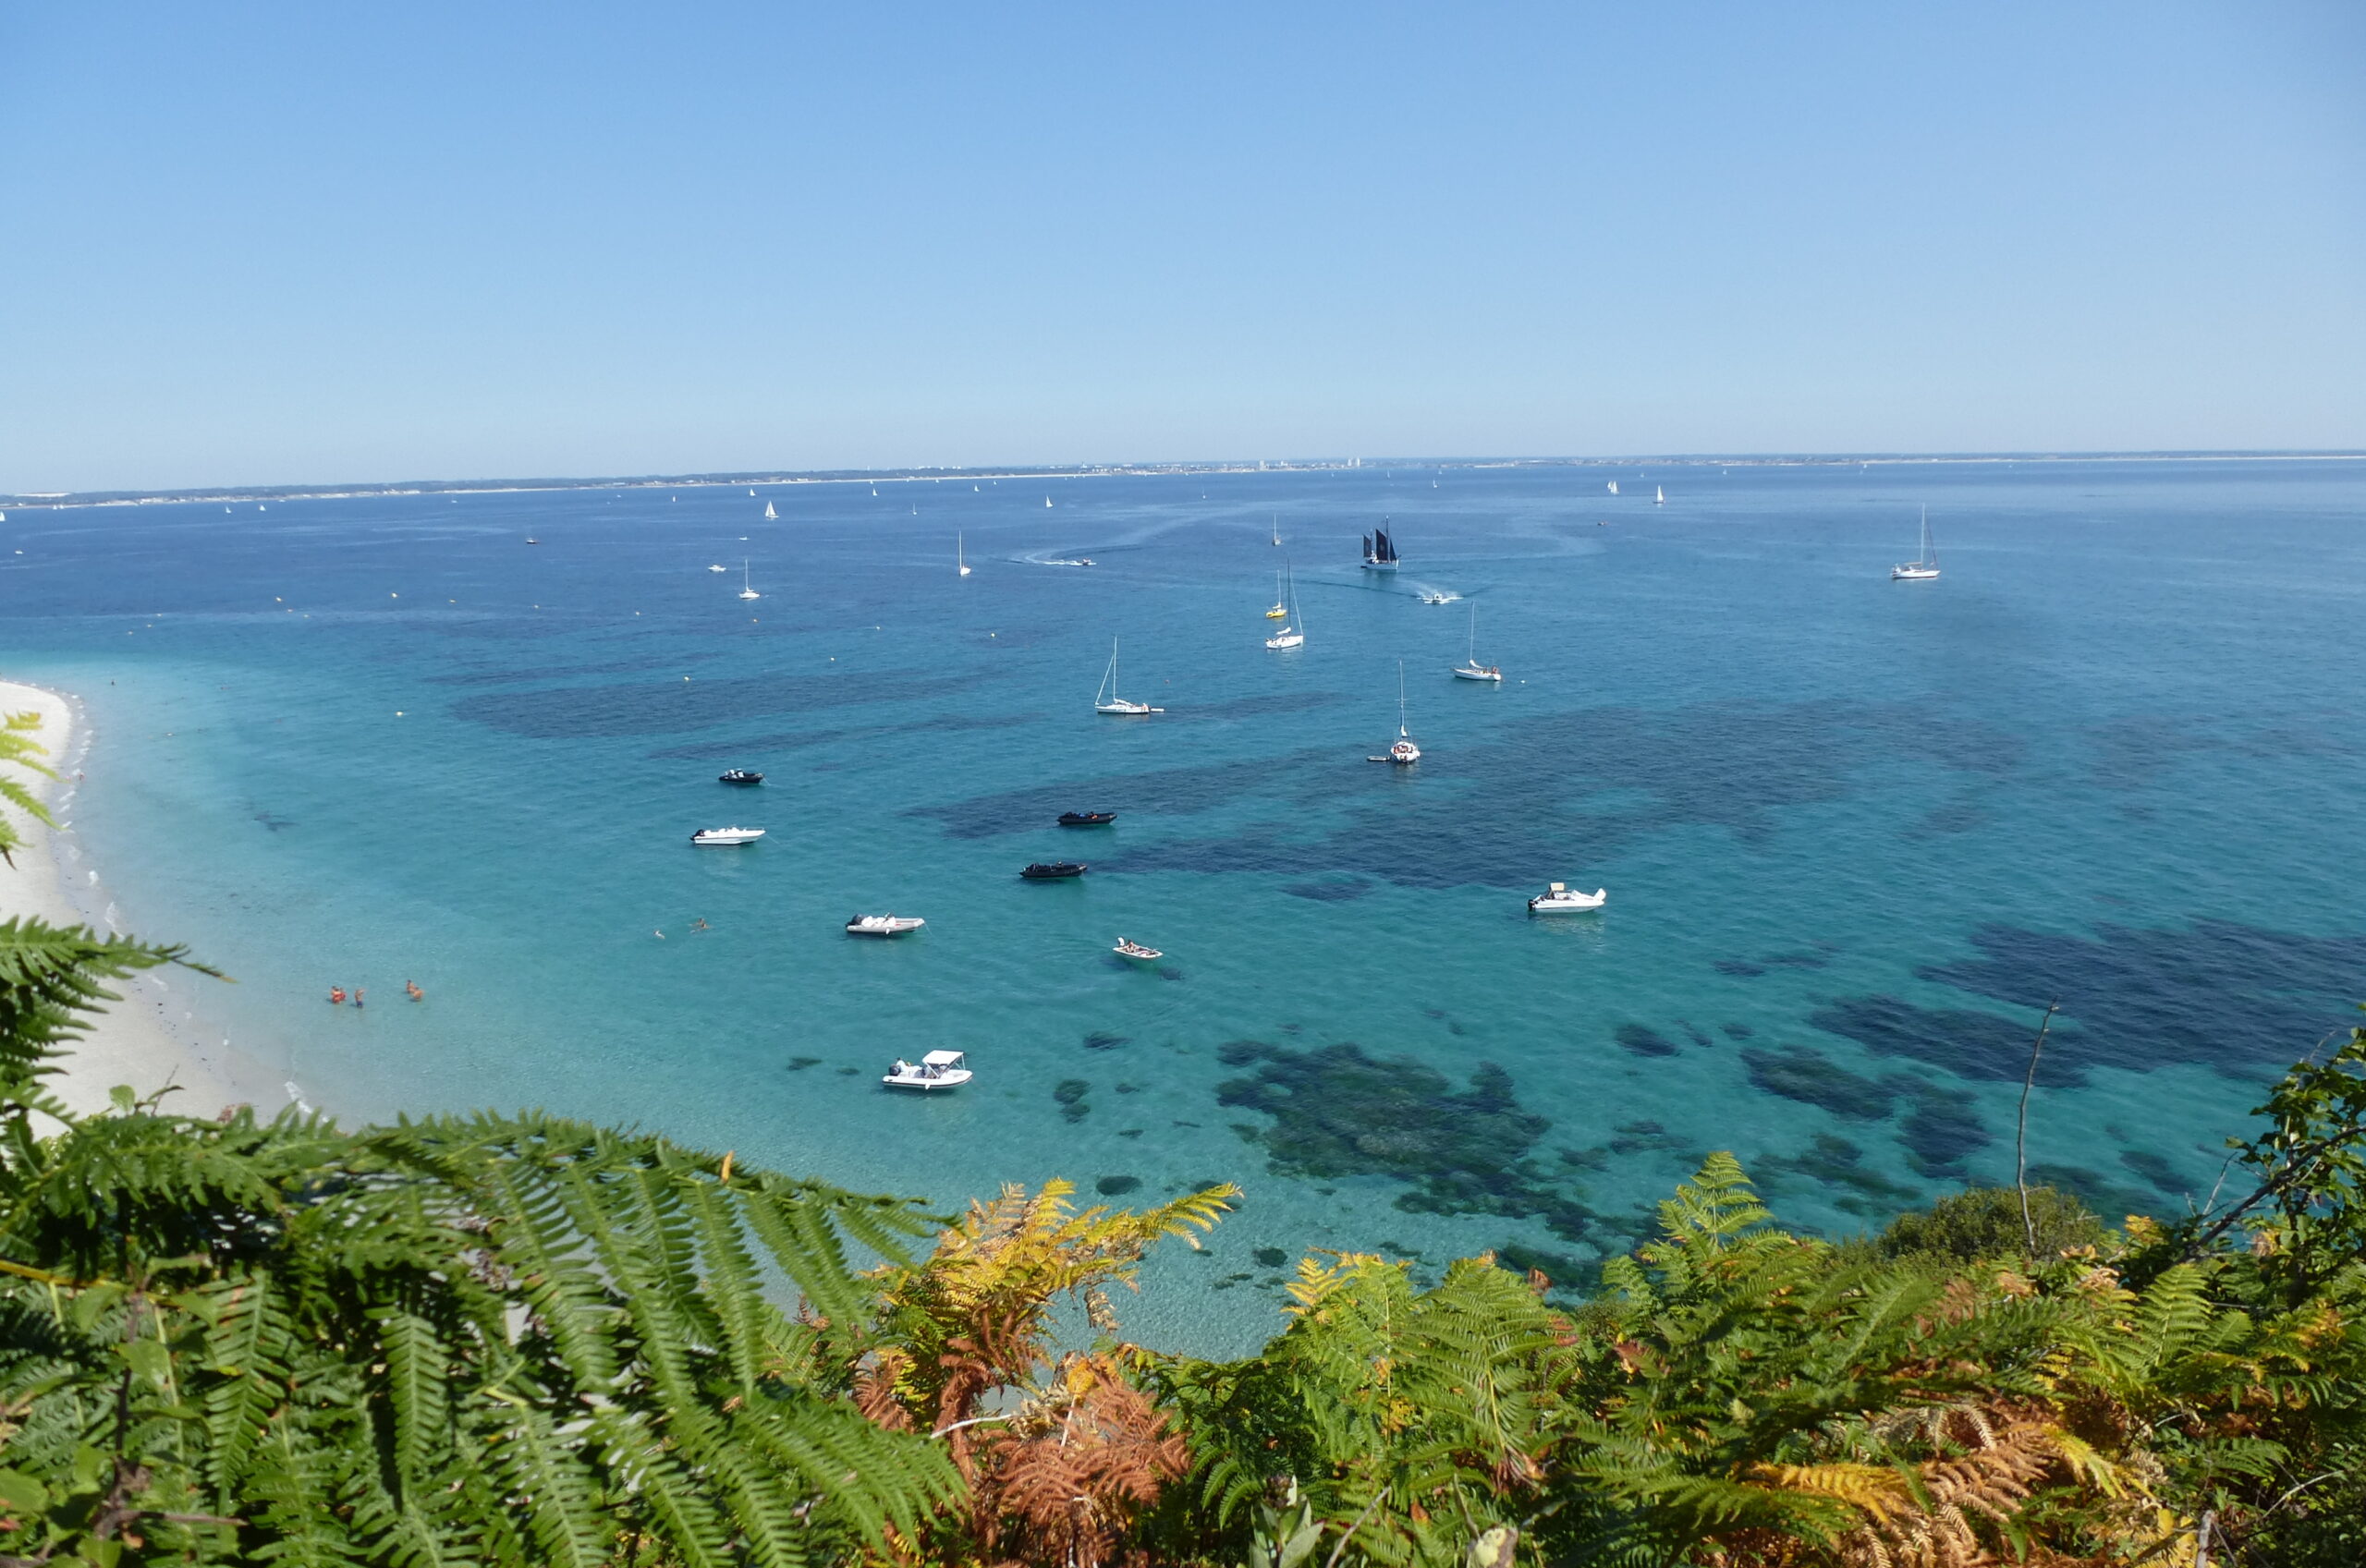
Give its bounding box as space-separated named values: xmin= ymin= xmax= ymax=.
xmin=0 ymin=679 xmax=283 ymax=1121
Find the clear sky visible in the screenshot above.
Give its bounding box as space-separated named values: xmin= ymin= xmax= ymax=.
xmin=3 ymin=3 xmax=2361 ymax=492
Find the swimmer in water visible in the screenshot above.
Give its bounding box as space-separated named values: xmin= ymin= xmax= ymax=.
xmin=353 ymin=988 xmax=365 ymax=1009
xmin=405 ymin=980 xmax=423 ymax=1002
xmin=329 ymin=986 xmax=346 ymax=1005
xmin=690 ymin=918 xmax=710 ymax=931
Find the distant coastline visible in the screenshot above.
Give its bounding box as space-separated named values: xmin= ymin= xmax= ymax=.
xmin=8 ymin=448 xmax=2361 ymax=513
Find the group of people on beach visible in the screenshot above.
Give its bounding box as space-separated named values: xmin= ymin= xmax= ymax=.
xmin=325 ymin=981 xmax=425 ymax=1007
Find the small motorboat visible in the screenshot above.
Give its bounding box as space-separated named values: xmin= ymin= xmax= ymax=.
xmin=690 ymin=826 xmax=765 ymax=846
xmin=847 ymin=914 xmax=925 ymax=936
xmin=1020 ymin=861 xmax=1088 ymax=880
xmin=1058 ymin=810 xmax=1116 ymax=827
xmin=1529 ymin=882 xmax=1607 ymax=913
xmin=884 ymin=1050 xmax=972 ymax=1090
xmin=1417 ymin=590 xmax=1455 ymax=605
xmin=708 ymin=564 xmax=728 ymax=573
xmin=718 ymin=769 xmax=764 ymax=785
xmin=526 ymin=537 xmax=542 ymax=545
xmin=1113 ymin=939 xmax=1162 ymax=961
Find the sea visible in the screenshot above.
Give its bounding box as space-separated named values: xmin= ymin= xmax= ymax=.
xmin=3 ymin=457 xmax=2362 ymax=1353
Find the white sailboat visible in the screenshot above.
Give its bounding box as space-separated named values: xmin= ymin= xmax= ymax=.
xmin=1045 ymin=496 xmax=1054 ymax=508
xmin=1654 ymin=485 xmax=1665 ymax=505
xmin=1370 ymin=661 xmax=1420 ymax=763
xmin=1607 ymin=480 xmax=1618 ymax=495
xmin=1264 ymin=568 xmax=1304 ymax=650
xmin=1094 ymin=638 xmax=1162 ymax=714
xmin=762 ymin=501 xmax=777 ymax=519
xmin=1891 ymin=507 xmax=1941 ymax=581
xmin=738 ymin=560 xmax=761 ymax=601
xmin=1452 ymin=604 xmax=1502 ymax=682
xmin=1266 ymin=567 xmax=1288 ymax=618
xmin=957 ymin=532 xmax=971 ymax=577
xmin=1271 ymin=515 xmax=1282 ymax=546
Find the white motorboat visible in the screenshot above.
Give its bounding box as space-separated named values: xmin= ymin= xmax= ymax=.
xmin=1094 ymin=637 xmax=1163 ymax=714
xmin=1892 ymin=507 xmax=1940 ymax=580
xmin=709 ymin=564 xmax=727 ymax=572
xmin=738 ymin=560 xmax=761 ymax=600
xmin=1113 ymin=938 xmax=1163 ymax=960
xmin=1452 ymin=603 xmax=1503 ymax=682
xmin=1529 ymin=881 xmax=1607 ymax=913
xmin=847 ymin=914 xmax=925 ymax=936
xmin=884 ymin=1050 xmax=972 ymax=1090
xmin=690 ymin=826 xmax=765 ymax=846
xmin=1368 ymin=662 xmax=1421 ymax=763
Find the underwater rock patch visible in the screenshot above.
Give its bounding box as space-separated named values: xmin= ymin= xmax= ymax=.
xmin=1756 ymin=1134 xmax=1924 ymax=1218
xmin=2027 ymin=1162 xmax=2169 ymax=1224
xmin=1214 ymin=1042 xmax=1603 ymax=1242
xmin=1741 ymin=1047 xmax=1909 ymax=1121
xmin=1094 ymin=1174 xmax=1141 ymax=1197
xmin=1053 ymin=1079 xmax=1091 ymax=1123
xmin=1898 ymin=1097 xmax=1992 ymax=1178
xmin=1614 ymin=1024 xmax=1679 ymax=1057
xmin=1284 ymin=879 xmax=1373 ymax=902
xmin=1083 ymin=1032 xmax=1130 ymax=1051
xmin=2118 ymin=1149 xmax=2187 ymax=1196
xmin=1811 ymin=995 xmax=2083 ymax=1085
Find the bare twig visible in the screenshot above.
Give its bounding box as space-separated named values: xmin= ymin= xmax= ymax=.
xmin=2016 ymin=1001 xmax=2058 ymax=1256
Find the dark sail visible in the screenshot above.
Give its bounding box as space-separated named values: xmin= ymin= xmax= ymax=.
xmin=1361 ymin=533 xmax=1372 ymax=562
xmin=1375 ymin=528 xmax=1395 ymax=563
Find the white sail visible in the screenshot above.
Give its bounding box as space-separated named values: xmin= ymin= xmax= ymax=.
xmin=1607 ymin=480 xmax=1618 ymax=495
xmin=762 ymin=501 xmax=776 ymax=519
xmin=957 ymin=532 xmax=971 ymax=577
xmin=1654 ymin=485 xmax=1665 ymax=505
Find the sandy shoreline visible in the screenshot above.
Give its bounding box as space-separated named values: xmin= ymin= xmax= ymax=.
xmin=0 ymin=678 xmax=276 ymax=1121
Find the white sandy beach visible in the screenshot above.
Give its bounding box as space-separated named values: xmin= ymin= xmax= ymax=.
xmin=0 ymin=678 xmax=268 ymax=1120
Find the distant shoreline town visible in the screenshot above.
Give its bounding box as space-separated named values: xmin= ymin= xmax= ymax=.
xmin=7 ymin=449 xmax=2360 ymax=512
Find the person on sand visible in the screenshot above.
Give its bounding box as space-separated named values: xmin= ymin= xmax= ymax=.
xmin=329 ymin=986 xmax=346 ymax=1005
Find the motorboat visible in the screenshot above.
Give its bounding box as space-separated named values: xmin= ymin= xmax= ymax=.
xmin=1113 ymin=939 xmax=1163 ymax=961
xmin=1892 ymin=506 xmax=1941 ymax=580
xmin=708 ymin=564 xmax=728 ymax=572
xmin=718 ymin=769 xmax=764 ymax=784
xmin=1058 ymin=810 xmax=1116 ymax=827
xmin=690 ymin=826 xmax=765 ymax=846
xmin=1452 ymin=604 xmax=1503 ymax=682
xmin=1020 ymin=861 xmax=1088 ymax=879
xmin=884 ymin=1050 xmax=971 ymax=1090
xmin=1529 ymin=882 xmax=1607 ymax=913
xmin=1094 ymin=638 xmax=1164 ymax=714
xmin=1360 ymin=524 xmax=1401 ymax=570
xmin=846 ymin=914 xmax=925 ymax=936
xmin=1418 ymin=590 xmax=1455 ymax=605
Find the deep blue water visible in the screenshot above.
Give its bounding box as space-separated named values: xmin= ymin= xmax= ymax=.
xmin=3 ymin=458 xmax=2362 ymax=1350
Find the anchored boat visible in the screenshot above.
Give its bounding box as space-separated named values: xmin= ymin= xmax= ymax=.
xmin=1113 ymin=939 xmax=1163 ymax=961
xmin=1891 ymin=507 xmax=1941 ymax=580
xmin=1058 ymin=810 xmax=1116 ymax=827
xmin=690 ymin=826 xmax=765 ymax=846
xmin=846 ymin=914 xmax=925 ymax=936
xmin=884 ymin=1050 xmax=971 ymax=1090
xmin=1529 ymin=882 xmax=1607 ymax=913
xmin=1021 ymin=861 xmax=1088 ymax=880
xmin=718 ymin=769 xmax=764 ymax=785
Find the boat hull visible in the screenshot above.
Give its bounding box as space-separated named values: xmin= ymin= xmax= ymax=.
xmin=1529 ymin=888 xmax=1607 ymax=913
xmin=1020 ymin=863 xmax=1088 ymax=879
xmin=1452 ymin=665 xmax=1502 ymax=682
xmin=1891 ymin=566 xmax=1940 ymax=580
xmin=846 ymin=917 xmax=925 ymax=936
xmin=883 ymin=1070 xmax=972 ymax=1090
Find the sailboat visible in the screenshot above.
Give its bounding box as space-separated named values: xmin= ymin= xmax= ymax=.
xmin=1369 ymin=662 xmax=1420 ymax=763
xmin=1654 ymin=485 xmax=1665 ymax=505
xmin=1452 ymin=604 xmax=1502 ymax=681
xmin=1607 ymin=480 xmax=1618 ymax=495
xmin=738 ymin=560 xmax=761 ymax=601
xmin=1891 ymin=507 xmax=1941 ymax=581
xmin=1265 ymin=568 xmax=1288 ymax=618
xmin=1360 ymin=523 xmax=1400 ymax=570
xmin=762 ymin=501 xmax=777 ymax=519
xmin=957 ymin=532 xmax=971 ymax=577
xmin=1271 ymin=515 xmax=1282 ymax=547
xmin=1094 ymin=638 xmax=1162 ymax=714
xmin=1265 ymin=569 xmax=1304 ymax=650
xmin=1045 ymin=496 xmax=1054 ymax=508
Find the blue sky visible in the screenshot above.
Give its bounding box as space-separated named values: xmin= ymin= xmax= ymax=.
xmin=3 ymin=3 xmax=2361 ymax=491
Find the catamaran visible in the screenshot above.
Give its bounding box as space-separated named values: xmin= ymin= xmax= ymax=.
xmin=738 ymin=560 xmax=761 ymax=601
xmin=1369 ymin=662 xmax=1421 ymax=763
xmin=1891 ymin=507 xmax=1940 ymax=581
xmin=1452 ymin=604 xmax=1502 ymax=682
xmin=1094 ymin=638 xmax=1163 ymax=714
xmin=1360 ymin=525 xmax=1401 ymax=570
xmin=957 ymin=532 xmax=971 ymax=577
xmin=1265 ymin=569 xmax=1305 ymax=650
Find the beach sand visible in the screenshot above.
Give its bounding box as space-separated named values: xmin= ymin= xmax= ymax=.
xmin=0 ymin=679 xmax=270 ymax=1120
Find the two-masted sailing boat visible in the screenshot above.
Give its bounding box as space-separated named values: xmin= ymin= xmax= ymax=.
xmin=1451 ymin=604 xmax=1502 ymax=682
xmin=1094 ymin=638 xmax=1163 ymax=714
xmin=1265 ymin=568 xmax=1305 ymax=650
xmin=738 ymin=560 xmax=761 ymax=601
xmin=957 ymin=533 xmax=971 ymax=577
xmin=1360 ymin=524 xmax=1401 ymax=570
xmin=1891 ymin=507 xmax=1941 ymax=581
xmin=1368 ymin=662 xmax=1421 ymax=763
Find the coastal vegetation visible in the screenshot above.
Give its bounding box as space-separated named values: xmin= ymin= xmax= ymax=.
xmin=0 ymin=913 xmax=2360 ymax=1565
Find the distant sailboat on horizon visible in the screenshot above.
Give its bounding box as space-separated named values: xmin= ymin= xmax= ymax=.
xmin=1654 ymin=485 xmax=1665 ymax=505
xmin=1607 ymin=480 xmax=1618 ymax=495
xmin=763 ymin=501 xmax=777 ymax=519
xmin=957 ymin=532 xmax=971 ymax=577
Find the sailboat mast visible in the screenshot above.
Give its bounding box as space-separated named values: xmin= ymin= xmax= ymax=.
xmin=1397 ymin=660 xmax=1408 ymax=735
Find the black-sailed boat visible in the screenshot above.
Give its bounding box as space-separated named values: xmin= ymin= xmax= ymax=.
xmin=718 ymin=769 xmax=764 ymax=785
xmin=1057 ymin=810 xmax=1116 ymax=827
xmin=1020 ymin=861 xmax=1088 ymax=880
xmin=1360 ymin=524 xmax=1401 ymax=570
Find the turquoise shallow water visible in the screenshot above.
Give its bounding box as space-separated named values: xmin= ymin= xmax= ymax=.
xmin=4 ymin=458 xmax=2363 ymax=1352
